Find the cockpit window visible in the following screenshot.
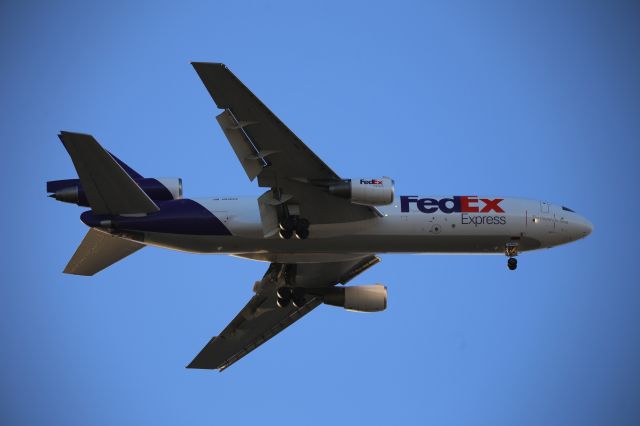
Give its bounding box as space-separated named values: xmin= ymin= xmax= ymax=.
xmin=562 ymin=206 xmax=575 ymax=212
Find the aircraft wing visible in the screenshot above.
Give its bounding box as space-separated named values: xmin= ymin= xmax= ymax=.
xmin=191 ymin=62 xmax=378 ymax=225
xmin=187 ymin=255 xmax=380 ymax=371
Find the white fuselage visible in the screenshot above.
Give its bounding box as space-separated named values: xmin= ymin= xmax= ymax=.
xmin=139 ymin=195 xmax=592 ymax=263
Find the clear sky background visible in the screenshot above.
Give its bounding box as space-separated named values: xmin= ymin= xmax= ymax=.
xmin=1 ymin=1 xmax=639 ymax=425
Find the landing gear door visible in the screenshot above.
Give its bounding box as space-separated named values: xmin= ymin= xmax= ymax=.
xmin=257 ymin=193 xmax=280 ymax=238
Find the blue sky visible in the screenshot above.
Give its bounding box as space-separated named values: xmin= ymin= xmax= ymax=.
xmin=1 ymin=1 xmax=639 ymax=424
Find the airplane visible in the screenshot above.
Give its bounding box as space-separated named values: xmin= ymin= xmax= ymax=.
xmin=47 ymin=62 xmax=593 ymax=371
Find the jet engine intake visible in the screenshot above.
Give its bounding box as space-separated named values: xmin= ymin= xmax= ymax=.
xmin=323 ymin=284 xmax=387 ymax=312
xmin=329 ymin=177 xmax=394 ymax=206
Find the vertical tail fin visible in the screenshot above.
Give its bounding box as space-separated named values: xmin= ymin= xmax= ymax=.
xmin=58 ymin=131 xmax=159 ymax=215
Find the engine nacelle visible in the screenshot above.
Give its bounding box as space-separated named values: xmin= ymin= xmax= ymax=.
xmin=152 ymin=177 xmax=183 ymax=201
xmin=47 ymin=177 xmax=183 ymax=206
xmin=329 ymin=178 xmax=394 ymax=206
xmin=323 ymin=284 xmax=387 ymax=312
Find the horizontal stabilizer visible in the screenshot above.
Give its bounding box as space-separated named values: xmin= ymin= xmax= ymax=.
xmin=64 ymin=228 xmax=145 ymax=276
xmin=58 ymin=131 xmax=159 ymax=215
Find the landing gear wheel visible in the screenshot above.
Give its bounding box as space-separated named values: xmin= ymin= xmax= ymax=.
xmin=294 ymin=217 xmax=310 ymax=239
xmin=295 ymin=218 xmax=309 ymax=232
xmin=280 ymin=216 xmax=311 ymax=239
xmin=291 ymin=288 xmax=306 ymax=308
xmin=280 ymin=216 xmax=297 ymax=232
xmin=276 ymin=287 xmax=292 ymax=300
xmin=295 ymin=229 xmax=309 ymax=240
xmin=276 ymin=286 xmax=292 ymax=308
xmin=507 ymin=257 xmax=518 ymax=270
xmin=279 ymin=229 xmax=293 ymax=239
xmin=276 ymin=297 xmax=290 ymax=308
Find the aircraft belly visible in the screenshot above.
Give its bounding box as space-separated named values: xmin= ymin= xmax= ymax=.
xmin=140 ymin=231 xmax=541 ymax=258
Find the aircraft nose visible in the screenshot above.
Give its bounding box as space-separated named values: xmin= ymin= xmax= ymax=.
xmin=575 ymin=215 xmax=593 ymax=238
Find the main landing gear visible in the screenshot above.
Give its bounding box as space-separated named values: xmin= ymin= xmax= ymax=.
xmin=279 ymin=216 xmax=310 ymax=240
xmin=505 ymin=242 xmax=518 ymax=270
xmin=276 ymin=287 xmax=306 ymax=308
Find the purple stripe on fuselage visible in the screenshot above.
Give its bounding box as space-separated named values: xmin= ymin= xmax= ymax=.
xmin=81 ymin=199 xmax=231 ymax=236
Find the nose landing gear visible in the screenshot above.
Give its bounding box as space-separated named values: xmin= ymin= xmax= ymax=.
xmin=505 ymin=242 xmax=518 ymax=270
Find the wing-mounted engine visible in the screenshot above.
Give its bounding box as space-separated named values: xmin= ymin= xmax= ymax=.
xmin=47 ymin=177 xmax=183 ymax=206
xmin=329 ymin=178 xmax=394 ymax=206
xmin=323 ymin=284 xmax=387 ymax=312
xmin=257 ymin=177 xmax=394 ymax=240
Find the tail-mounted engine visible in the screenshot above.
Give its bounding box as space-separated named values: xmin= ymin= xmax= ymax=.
xmin=329 ymin=177 xmax=394 ymax=206
xmin=47 ymin=177 xmax=183 ymax=206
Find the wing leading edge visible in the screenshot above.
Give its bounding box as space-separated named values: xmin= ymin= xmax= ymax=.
xmin=187 ymin=256 xmax=380 ymax=371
